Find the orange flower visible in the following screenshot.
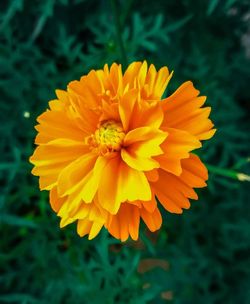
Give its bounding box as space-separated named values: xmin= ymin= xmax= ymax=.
xmin=30 ymin=61 xmax=216 ymax=241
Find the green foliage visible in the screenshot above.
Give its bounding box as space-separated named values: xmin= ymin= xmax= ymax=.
xmin=0 ymin=0 xmax=249 ymax=303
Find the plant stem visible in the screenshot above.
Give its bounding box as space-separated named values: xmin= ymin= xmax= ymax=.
xmin=120 ymin=0 xmax=134 ymax=27
xmin=110 ymin=0 xmax=128 ymax=66
xmin=207 ymin=164 xmax=250 ymax=182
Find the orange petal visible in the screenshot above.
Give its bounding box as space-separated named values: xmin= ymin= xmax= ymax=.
xmin=141 ymin=206 xmax=162 ymax=232
xmin=156 ymin=128 xmax=201 ymax=175
xmin=155 ymin=191 xmax=183 ymax=214
xmin=50 ymin=187 xmax=66 ymax=212
xmin=151 ymin=68 xmax=173 ymax=99
xmin=162 ymin=81 xmax=215 ymax=141
xmin=129 ymin=206 xmax=140 ymax=240
xmin=35 ymin=109 xmax=85 ymax=144
xmin=145 ymin=169 xmax=159 ymax=182
xmin=123 ymin=62 xmax=143 ymax=87
xmin=109 ymin=63 xmax=123 ymax=95
xmin=142 ymin=197 xmax=157 ymax=213
xmin=100 ymin=99 xmax=120 ymax=122
xmin=106 ymin=203 xmax=140 ymax=242
xmin=68 ymin=70 xmax=102 ymax=108
xmin=129 ymin=101 xmax=164 ymax=130
xmin=154 ymin=154 xmax=208 ymax=214
xmin=106 ymin=212 xmax=120 ymax=240
xmin=97 ymin=156 xmax=122 ymax=214
xmin=119 ymin=88 xmax=138 ymax=131
xmin=162 ymin=81 xmax=200 ymax=111
xmin=180 ymin=154 xmax=208 ymax=187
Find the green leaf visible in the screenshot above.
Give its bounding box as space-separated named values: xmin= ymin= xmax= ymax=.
xmin=165 ymin=15 xmax=193 ymax=33
xmin=1 ymin=214 xmax=37 ymax=228
xmin=207 ymin=0 xmax=220 ymax=15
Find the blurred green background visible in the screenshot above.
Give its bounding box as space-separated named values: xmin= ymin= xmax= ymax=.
xmin=1 ymin=0 xmax=250 ymax=303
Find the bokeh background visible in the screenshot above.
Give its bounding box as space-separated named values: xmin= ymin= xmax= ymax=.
xmin=1 ymin=0 xmax=250 ymax=303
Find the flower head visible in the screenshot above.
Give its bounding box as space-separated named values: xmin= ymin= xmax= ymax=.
xmin=30 ymin=61 xmax=216 ymax=241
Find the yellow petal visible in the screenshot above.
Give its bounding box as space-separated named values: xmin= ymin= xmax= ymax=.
xmin=137 ymin=61 xmax=148 ymax=88
xmin=89 ymin=221 xmax=104 ymax=240
xmin=121 ymin=127 xmax=167 ymax=171
xmin=57 ymin=153 xmax=97 ymax=197
xmin=124 ymin=127 xmax=167 ymax=149
xmin=60 ymin=216 xmax=75 ymax=228
xmin=118 ymin=161 xmax=152 ymax=203
xmin=98 ymin=157 xmax=152 ymax=214
xmin=143 ymin=64 xmax=157 ymax=97
xmin=30 ymin=139 xmax=88 ymax=166
xmin=77 ymin=220 xmax=92 ymax=237
xmin=121 ymin=148 xmax=160 ymax=171
xmin=152 ymin=68 xmax=173 ymax=99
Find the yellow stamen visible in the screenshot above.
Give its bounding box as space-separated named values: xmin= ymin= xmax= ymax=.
xmin=86 ymin=120 xmax=125 ymax=155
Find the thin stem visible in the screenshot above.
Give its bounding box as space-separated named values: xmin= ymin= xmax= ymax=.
xmin=120 ymin=0 xmax=134 ymax=27
xmin=232 ymin=157 xmax=250 ymax=170
xmin=110 ymin=0 xmax=128 ymax=66
xmin=207 ymin=164 xmax=250 ymax=182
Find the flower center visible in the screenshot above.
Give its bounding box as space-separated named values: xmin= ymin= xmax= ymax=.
xmin=86 ymin=120 xmax=125 ymax=155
